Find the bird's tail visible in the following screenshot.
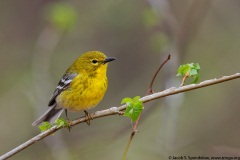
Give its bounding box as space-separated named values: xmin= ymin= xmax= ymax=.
xmin=32 ymin=106 xmax=64 ymax=126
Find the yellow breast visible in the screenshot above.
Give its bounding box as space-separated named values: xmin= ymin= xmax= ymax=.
xmin=56 ymin=69 xmax=108 ymax=112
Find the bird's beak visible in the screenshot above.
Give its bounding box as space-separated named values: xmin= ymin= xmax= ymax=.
xmin=103 ymin=57 xmax=115 ymax=64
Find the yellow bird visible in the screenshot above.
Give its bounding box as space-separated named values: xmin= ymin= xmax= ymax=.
xmin=32 ymin=51 xmax=115 ymax=126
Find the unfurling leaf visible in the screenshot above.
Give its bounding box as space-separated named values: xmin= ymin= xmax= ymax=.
xmin=39 ymin=122 xmax=52 ymax=132
xmin=177 ymin=63 xmax=200 ymax=84
xmin=54 ymin=118 xmax=69 ymax=129
xmin=122 ymin=96 xmax=144 ymax=122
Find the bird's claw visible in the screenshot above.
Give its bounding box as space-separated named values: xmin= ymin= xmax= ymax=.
xmin=84 ymin=110 xmax=93 ymax=126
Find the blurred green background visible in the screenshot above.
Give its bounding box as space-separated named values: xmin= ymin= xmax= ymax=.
xmin=0 ymin=0 xmax=240 ymax=159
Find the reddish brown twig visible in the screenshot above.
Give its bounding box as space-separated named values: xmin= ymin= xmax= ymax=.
xmin=147 ymin=54 xmax=171 ymax=94
xmin=122 ymin=54 xmax=171 ymax=160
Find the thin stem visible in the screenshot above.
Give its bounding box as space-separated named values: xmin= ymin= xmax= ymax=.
xmin=180 ymin=73 xmax=189 ymax=86
xmin=147 ymin=54 xmax=171 ymax=94
xmin=123 ymin=54 xmax=171 ymax=159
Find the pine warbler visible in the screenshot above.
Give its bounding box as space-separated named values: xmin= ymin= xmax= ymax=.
xmin=32 ymin=51 xmax=115 ymax=126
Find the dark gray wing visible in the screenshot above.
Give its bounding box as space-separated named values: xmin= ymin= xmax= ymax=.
xmin=48 ymin=73 xmax=77 ymax=106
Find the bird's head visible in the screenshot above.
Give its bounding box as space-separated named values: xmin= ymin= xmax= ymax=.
xmin=69 ymin=51 xmax=115 ymax=74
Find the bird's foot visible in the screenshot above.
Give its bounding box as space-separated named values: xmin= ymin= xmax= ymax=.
xmin=66 ymin=119 xmax=73 ymax=131
xmin=84 ymin=110 xmax=93 ymax=126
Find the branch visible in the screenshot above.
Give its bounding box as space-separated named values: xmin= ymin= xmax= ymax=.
xmin=1 ymin=73 xmax=239 ymax=160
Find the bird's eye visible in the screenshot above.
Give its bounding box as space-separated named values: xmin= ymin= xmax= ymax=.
xmin=92 ymin=59 xmax=98 ymax=64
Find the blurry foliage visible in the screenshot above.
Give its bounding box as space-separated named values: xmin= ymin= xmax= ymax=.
xmin=150 ymin=32 xmax=170 ymax=53
xmin=142 ymin=8 xmax=160 ymax=28
xmin=44 ymin=2 xmax=77 ymax=32
xmin=142 ymin=7 xmax=170 ymax=53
